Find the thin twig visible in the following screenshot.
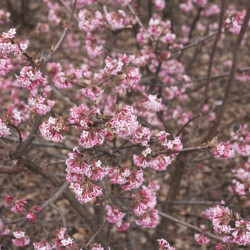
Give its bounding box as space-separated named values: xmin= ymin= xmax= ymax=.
xmin=158 ymin=211 xmax=226 ymax=242
xmin=176 ymin=113 xmax=202 ymax=137
xmin=85 ymin=220 xmax=107 ymax=248
xmin=202 ymin=3 xmax=250 ymax=143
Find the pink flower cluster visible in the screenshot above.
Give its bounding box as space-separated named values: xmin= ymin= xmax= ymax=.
xmin=0 ymin=118 xmax=10 ymax=137
xmin=224 ymin=9 xmax=246 ymax=34
xmin=78 ymin=9 xmax=104 ymax=32
xmin=106 ymin=10 xmax=129 ymax=30
xmin=12 ymin=230 xmax=30 ymax=247
xmin=25 ymin=206 xmax=42 ymax=222
xmin=194 ymin=225 xmax=210 ymax=245
xmin=203 ymin=205 xmax=250 ymax=246
xmin=135 ymin=208 xmax=159 ymax=228
xmin=5 ymin=196 xmax=27 ymax=213
xmin=34 ymin=227 xmax=79 ymax=249
xmin=213 ymin=142 xmax=234 ymax=159
xmin=133 ymin=132 xmax=182 ymax=171
xmin=104 ymin=56 xmax=124 ymax=76
xmin=229 ymin=160 xmax=250 ymax=202
xmin=39 ymin=116 xmax=68 ymax=143
xmin=109 ymin=105 xmax=150 ymax=146
xmin=68 ymin=104 xmax=107 ymax=148
xmin=28 ymin=95 xmax=55 ymax=115
xmin=16 ymin=66 xmax=47 ymax=91
xmin=231 ymin=125 xmax=250 ymax=156
xmin=137 ymin=17 xmax=176 ymax=44
xmin=0 ymin=9 xmax=10 ymax=24
xmin=106 ymin=205 xmax=130 ymax=231
xmin=66 ymin=148 xmax=105 ymax=203
xmin=158 ymin=238 xmax=175 ymax=250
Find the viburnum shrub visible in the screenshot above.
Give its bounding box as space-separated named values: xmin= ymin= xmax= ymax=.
xmin=0 ymin=0 xmax=249 ymax=249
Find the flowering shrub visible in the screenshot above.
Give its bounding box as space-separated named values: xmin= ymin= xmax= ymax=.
xmin=0 ymin=0 xmax=249 ymax=249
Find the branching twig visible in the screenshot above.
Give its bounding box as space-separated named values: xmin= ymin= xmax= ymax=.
xmin=202 ymin=3 xmax=250 ymax=142
xmin=158 ymin=211 xmax=228 ymax=242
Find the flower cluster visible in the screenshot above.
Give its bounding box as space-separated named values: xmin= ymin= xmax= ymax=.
xmin=0 ymin=118 xmax=10 ymax=137
xmin=52 ymin=228 xmax=78 ymax=249
xmin=78 ymin=9 xmax=104 ymax=32
xmin=12 ymin=230 xmax=30 ymax=247
xmin=194 ymin=225 xmax=210 ymax=245
xmin=66 ymin=148 xmax=106 ymax=203
xmin=203 ymin=205 xmax=250 ymax=246
xmin=106 ymin=205 xmax=130 ymax=231
xmin=16 ymin=66 xmax=47 ymax=91
xmin=158 ymin=238 xmax=175 ymax=250
xmin=25 ymin=206 xmax=42 ymax=222
xmin=137 ymin=17 xmax=176 ymax=45
xmin=39 ymin=116 xmax=68 ymax=143
xmin=213 ymin=142 xmax=234 ymax=159
xmin=229 ymin=160 xmax=250 ymax=203
xmin=28 ymin=95 xmax=55 ymax=115
xmin=106 ymin=10 xmax=128 ymax=30
xmin=231 ymin=125 xmax=250 ymax=156
xmin=5 ymin=196 xmax=27 ymax=213
xmin=68 ymin=104 xmax=107 ymax=148
xmin=224 ymin=9 xmax=246 ymax=34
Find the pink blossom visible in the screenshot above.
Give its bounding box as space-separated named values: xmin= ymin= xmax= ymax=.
xmin=106 ymin=205 xmax=130 ymax=231
xmin=69 ymin=180 xmax=102 ymax=203
xmin=5 ymin=196 xmax=27 ymax=213
xmin=108 ymin=105 xmax=139 ymax=139
xmin=28 ymin=95 xmax=55 ymax=115
xmin=232 ymin=220 xmax=250 ymax=246
xmin=158 ymin=238 xmax=175 ymax=250
xmin=78 ymin=128 xmax=107 ymax=148
xmin=81 ymin=86 xmax=104 ymax=101
xmin=122 ymin=169 xmax=143 ymax=191
xmin=194 ymin=233 xmax=210 ymax=245
xmin=35 ymin=22 xmax=50 ymax=33
xmin=39 ymin=116 xmax=68 ymax=143
xmin=150 ymin=155 xmax=172 ymax=171
xmin=180 ymin=0 xmax=194 ymax=12
xmin=130 ymin=126 xmax=151 ymax=146
xmin=46 ymin=62 xmax=61 ymax=77
xmin=92 ymin=243 xmax=104 ymax=250
xmin=193 ymin=0 xmax=207 ymax=8
xmin=132 ymin=185 xmax=157 ymax=216
xmin=213 ymin=142 xmax=234 ymax=159
xmin=154 ymin=0 xmax=165 ymax=11
xmin=133 ymin=147 xmax=152 ymax=168
xmin=16 ymin=66 xmax=46 ymax=91
xmin=85 ymin=32 xmax=105 ymax=58
xmin=224 ymin=9 xmax=246 ymax=34
xmin=135 ymin=208 xmax=159 ymax=228
xmin=12 ymin=230 xmax=30 ymax=247
xmin=0 ymin=58 xmax=12 ymax=76
xmin=33 ymin=241 xmax=52 ymax=250
xmin=52 ymin=228 xmax=78 ymax=248
xmin=104 ymin=56 xmax=123 ymax=75
xmin=0 ymin=118 xmax=10 ymax=137
xmin=54 ymin=72 xmax=72 ymax=89
xmin=201 ymin=4 xmax=220 ymax=17
xmin=79 ymin=10 xmax=104 ymax=32
xmin=107 ymin=165 xmax=131 ymax=185
xmin=106 ymin=10 xmax=128 ymax=30
xmin=0 ymin=10 xmax=10 ymax=24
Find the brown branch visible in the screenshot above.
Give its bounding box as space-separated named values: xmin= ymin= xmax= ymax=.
xmin=202 ymin=0 xmax=226 ymax=107
xmin=202 ymin=3 xmax=250 ymax=143
xmin=176 ymin=113 xmax=202 ymax=137
xmin=51 ymin=0 xmax=78 ymax=55
xmin=158 ymin=211 xmax=228 ymax=242
xmin=170 ymin=32 xmax=218 ymax=53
